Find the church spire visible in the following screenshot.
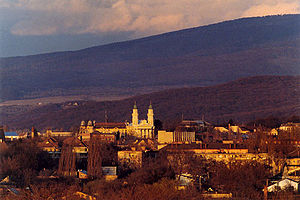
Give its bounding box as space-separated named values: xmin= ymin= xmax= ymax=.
xmin=133 ymin=101 xmax=137 ymax=109
xmin=147 ymin=101 xmax=154 ymax=126
xmin=149 ymin=100 xmax=152 ymax=109
xmin=132 ymin=102 xmax=138 ymax=125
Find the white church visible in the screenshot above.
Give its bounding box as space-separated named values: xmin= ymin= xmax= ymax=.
xmin=126 ymin=102 xmax=155 ymax=139
xmin=79 ymin=102 xmax=155 ymax=139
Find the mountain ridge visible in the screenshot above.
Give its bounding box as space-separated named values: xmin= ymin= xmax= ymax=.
xmin=1 ymin=75 xmax=299 ymax=130
xmin=0 ymin=14 xmax=299 ymax=102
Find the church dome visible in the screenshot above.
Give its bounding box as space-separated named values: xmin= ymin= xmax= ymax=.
xmin=81 ymin=120 xmax=85 ymax=126
xmin=87 ymin=120 xmax=93 ymax=126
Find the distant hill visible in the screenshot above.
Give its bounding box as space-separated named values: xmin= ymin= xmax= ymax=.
xmin=1 ymin=76 xmax=299 ymax=130
xmin=0 ymin=15 xmax=300 ymax=102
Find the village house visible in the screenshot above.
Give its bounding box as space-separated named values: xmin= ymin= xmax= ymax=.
xmin=46 ymin=130 xmax=73 ymax=137
xmin=158 ymin=130 xmax=196 ymax=145
xmin=37 ymin=137 xmax=60 ymax=158
xmin=90 ymin=132 xmax=117 ymax=143
xmin=118 ymin=138 xmax=158 ymax=169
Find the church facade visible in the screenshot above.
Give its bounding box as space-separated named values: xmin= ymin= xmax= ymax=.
xmin=79 ymin=102 xmax=155 ymax=139
xmin=126 ymin=102 xmax=155 ymax=139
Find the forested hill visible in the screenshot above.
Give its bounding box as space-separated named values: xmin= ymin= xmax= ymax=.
xmin=1 ymin=14 xmax=300 ymax=101
xmin=1 ymin=76 xmax=299 ymax=130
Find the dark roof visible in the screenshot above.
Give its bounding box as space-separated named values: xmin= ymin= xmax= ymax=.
xmin=63 ymin=137 xmax=88 ymax=147
xmin=287 ymin=148 xmax=300 ymax=158
xmin=4 ymin=132 xmax=18 ymax=136
xmin=38 ymin=137 xmax=59 ymax=148
xmin=95 ymin=122 xmax=126 ymax=129
xmin=162 ymin=142 xmax=247 ymax=151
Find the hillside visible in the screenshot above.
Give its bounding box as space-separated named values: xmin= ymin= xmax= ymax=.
xmin=1 ymin=76 xmax=299 ymax=130
xmin=0 ymin=15 xmax=300 ymax=102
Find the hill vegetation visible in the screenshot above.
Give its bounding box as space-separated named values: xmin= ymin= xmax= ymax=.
xmin=1 ymin=76 xmax=299 ymax=130
xmin=0 ymin=15 xmax=300 ymax=101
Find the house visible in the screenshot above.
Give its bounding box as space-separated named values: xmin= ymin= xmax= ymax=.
xmin=118 ymin=150 xmax=143 ymax=168
xmin=228 ymin=125 xmax=250 ymax=135
xmin=4 ymin=132 xmax=19 ymax=141
xmin=46 ymin=130 xmax=73 ymax=137
xmin=279 ymin=122 xmax=300 ymax=132
xmin=269 ymin=128 xmax=279 ymax=136
xmin=157 ymin=130 xmax=195 ymax=144
xmin=37 ymin=137 xmax=60 ymax=158
xmin=130 ymin=138 xmax=157 ymax=151
xmin=177 ymin=173 xmax=194 ymax=190
xmin=158 ymin=130 xmax=173 ymax=144
xmin=214 ymin=127 xmax=229 ymax=133
xmin=94 ymin=122 xmax=127 ymax=136
xmin=77 ymin=170 xmax=88 ymax=179
xmin=267 ymin=178 xmax=299 ymax=192
xmin=102 ymin=166 xmax=117 ymax=181
xmin=90 ymin=132 xmax=116 ymax=143
xmin=62 ymin=137 xmax=88 ymax=159
xmin=79 ymin=122 xmax=127 ymax=141
xmin=283 ymin=149 xmax=300 ymax=181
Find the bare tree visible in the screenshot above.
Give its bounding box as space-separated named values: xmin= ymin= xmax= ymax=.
xmin=87 ymin=137 xmax=103 ymax=179
xmin=58 ymin=143 xmax=76 ymax=176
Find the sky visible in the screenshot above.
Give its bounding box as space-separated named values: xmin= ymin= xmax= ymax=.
xmin=0 ymin=0 xmax=299 ymax=57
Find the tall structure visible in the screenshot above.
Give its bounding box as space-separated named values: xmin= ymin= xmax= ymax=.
xmin=127 ymin=102 xmax=155 ymax=138
xmin=78 ymin=102 xmax=155 ymax=139
xmin=132 ymin=102 xmax=139 ymax=126
xmin=147 ymin=103 xmax=154 ymax=126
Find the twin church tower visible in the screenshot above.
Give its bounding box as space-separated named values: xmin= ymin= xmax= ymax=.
xmin=129 ymin=102 xmax=155 ymax=138
xmin=79 ymin=102 xmax=155 ymax=139
xmin=132 ymin=102 xmax=154 ymax=126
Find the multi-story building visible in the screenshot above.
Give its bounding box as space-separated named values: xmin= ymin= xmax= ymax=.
xmin=126 ymin=102 xmax=155 ymax=138
xmin=79 ymin=102 xmax=155 ymax=139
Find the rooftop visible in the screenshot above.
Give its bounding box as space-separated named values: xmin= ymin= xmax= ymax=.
xmin=4 ymin=132 xmax=18 ymax=137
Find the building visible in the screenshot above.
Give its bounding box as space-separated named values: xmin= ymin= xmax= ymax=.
xmin=46 ymin=130 xmax=73 ymax=137
xmin=279 ymin=122 xmax=300 ymax=132
xmin=79 ymin=120 xmax=95 ymax=136
xmin=90 ymin=132 xmax=116 ymax=143
xmin=126 ymin=102 xmax=155 ymax=138
xmin=37 ymin=137 xmax=60 ymax=158
xmin=157 ymin=130 xmax=195 ymax=144
xmin=79 ymin=102 xmax=155 ymax=139
xmin=176 ymin=120 xmax=211 ymax=132
xmin=173 ymin=131 xmax=195 ymax=143
xmin=94 ymin=122 xmax=127 ymax=135
xmin=102 ymin=166 xmax=117 ymax=181
xmin=282 ymin=149 xmax=300 ymax=181
xmin=158 ymin=130 xmax=174 ymax=144
xmin=4 ymin=132 xmax=19 ymax=141
xmin=118 ymin=150 xmax=143 ymax=168
xmin=267 ymin=178 xmax=299 ymax=192
xmin=162 ymin=143 xmax=270 ymax=165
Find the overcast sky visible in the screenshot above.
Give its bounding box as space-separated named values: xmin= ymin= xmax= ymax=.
xmin=0 ymin=0 xmax=299 ymax=57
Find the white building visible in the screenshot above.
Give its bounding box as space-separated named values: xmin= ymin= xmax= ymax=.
xmin=126 ymin=102 xmax=155 ymax=139
xmin=267 ymin=178 xmax=299 ymax=192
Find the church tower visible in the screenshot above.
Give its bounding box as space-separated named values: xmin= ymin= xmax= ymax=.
xmin=132 ymin=102 xmax=138 ymax=125
xmin=147 ymin=102 xmax=154 ymax=126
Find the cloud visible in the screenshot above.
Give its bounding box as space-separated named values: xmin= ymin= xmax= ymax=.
xmin=1 ymin=0 xmax=299 ymax=37
xmin=242 ymin=0 xmax=300 ymax=17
